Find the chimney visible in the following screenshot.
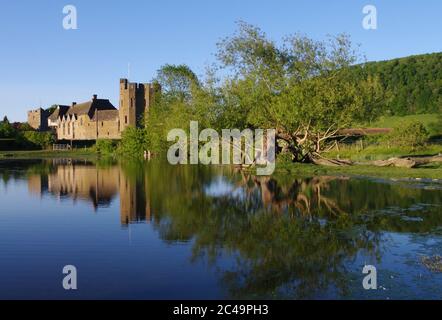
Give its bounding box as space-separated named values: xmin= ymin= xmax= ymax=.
xmin=92 ymin=94 xmax=98 ymax=100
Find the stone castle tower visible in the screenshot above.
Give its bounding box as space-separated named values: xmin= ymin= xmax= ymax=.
xmin=27 ymin=108 xmax=49 ymax=131
xmin=119 ymin=78 xmax=158 ymax=132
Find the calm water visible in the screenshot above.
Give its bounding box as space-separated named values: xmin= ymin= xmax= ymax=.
xmin=0 ymin=158 xmax=441 ymax=300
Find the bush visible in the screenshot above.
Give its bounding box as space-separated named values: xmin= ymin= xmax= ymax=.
xmin=22 ymin=131 xmax=55 ymax=149
xmin=0 ymin=121 xmax=16 ymax=138
xmin=117 ymin=127 xmax=146 ymax=158
xmin=95 ymin=139 xmax=117 ymax=155
xmin=387 ymin=121 xmax=429 ymax=149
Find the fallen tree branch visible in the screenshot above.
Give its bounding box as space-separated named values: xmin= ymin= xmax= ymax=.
xmin=371 ymin=155 xmax=442 ymax=168
xmin=311 ymin=153 xmax=353 ymax=167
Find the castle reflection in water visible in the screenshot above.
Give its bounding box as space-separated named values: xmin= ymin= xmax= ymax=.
xmin=27 ymin=159 xmax=151 ymax=226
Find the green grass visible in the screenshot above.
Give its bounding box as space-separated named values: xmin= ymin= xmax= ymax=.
xmin=325 ymin=144 xmax=442 ymax=162
xmin=274 ymin=161 xmax=442 ymax=180
xmin=0 ymin=149 xmax=98 ymax=159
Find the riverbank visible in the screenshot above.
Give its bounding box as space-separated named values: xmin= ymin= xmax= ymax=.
xmin=0 ymin=149 xmax=98 ymax=159
xmin=2 ymin=149 xmax=442 ymax=180
xmin=275 ymin=161 xmax=442 ymax=180
xmin=325 ymin=144 xmax=442 ymax=162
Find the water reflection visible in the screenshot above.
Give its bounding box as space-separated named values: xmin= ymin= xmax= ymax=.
xmin=0 ymin=159 xmax=441 ymax=299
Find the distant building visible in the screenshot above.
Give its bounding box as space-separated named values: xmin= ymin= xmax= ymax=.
xmin=27 ymin=78 xmax=160 ymax=141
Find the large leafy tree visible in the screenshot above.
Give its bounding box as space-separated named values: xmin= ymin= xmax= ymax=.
xmin=215 ymin=22 xmax=383 ymax=162
xmin=145 ymin=64 xmax=221 ymax=154
xmin=154 ymin=64 xmax=200 ymax=103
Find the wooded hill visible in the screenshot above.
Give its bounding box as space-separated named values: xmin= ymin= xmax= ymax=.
xmin=355 ymin=52 xmax=442 ymax=115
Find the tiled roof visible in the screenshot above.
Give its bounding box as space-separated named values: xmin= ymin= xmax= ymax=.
xmin=92 ymin=109 xmax=119 ymax=121
xmin=48 ymin=105 xmax=70 ymax=121
xmin=59 ymin=98 xmax=117 ymax=120
xmin=67 ymin=102 xmax=93 ymax=116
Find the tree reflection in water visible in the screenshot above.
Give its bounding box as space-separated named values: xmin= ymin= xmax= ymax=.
xmin=1 ymin=159 xmax=442 ymax=299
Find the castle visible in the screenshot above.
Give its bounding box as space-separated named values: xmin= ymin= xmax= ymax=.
xmin=27 ymin=79 xmax=160 ymax=141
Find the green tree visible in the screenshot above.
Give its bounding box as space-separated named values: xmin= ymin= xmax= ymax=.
xmin=0 ymin=119 xmax=16 ymax=138
xmin=215 ymin=22 xmax=383 ymax=161
xmin=145 ymin=64 xmax=220 ymax=154
xmin=154 ymin=64 xmax=200 ymax=102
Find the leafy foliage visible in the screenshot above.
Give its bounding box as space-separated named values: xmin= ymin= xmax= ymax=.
xmin=213 ymin=22 xmax=383 ymax=161
xmin=0 ymin=119 xmax=16 ymax=138
xmin=351 ymin=52 xmax=442 ymax=115
xmin=95 ymin=139 xmax=117 ymax=155
xmin=154 ymin=64 xmax=199 ymax=103
xmin=117 ymin=127 xmax=147 ymax=158
xmin=22 ymin=131 xmax=55 ymax=149
xmin=122 ymin=22 xmax=440 ymax=162
xmin=387 ymin=121 xmax=429 ymax=149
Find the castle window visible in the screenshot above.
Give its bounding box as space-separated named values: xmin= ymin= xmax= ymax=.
xmin=125 ymin=116 xmax=128 ymax=124
xmin=131 ymin=98 xmax=133 ymax=108
xmin=102 ymin=122 xmax=104 ymax=127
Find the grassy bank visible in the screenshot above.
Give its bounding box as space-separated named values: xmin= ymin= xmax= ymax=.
xmin=274 ymin=161 xmax=442 ymax=180
xmin=325 ymin=144 xmax=442 ymax=162
xmin=0 ymin=149 xmax=98 ymax=159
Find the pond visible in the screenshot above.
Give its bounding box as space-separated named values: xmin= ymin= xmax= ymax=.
xmin=0 ymin=158 xmax=441 ymax=299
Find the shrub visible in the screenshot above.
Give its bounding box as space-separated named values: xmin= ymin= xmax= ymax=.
xmin=0 ymin=121 xmax=16 ymax=138
xmin=387 ymin=121 xmax=429 ymax=149
xmin=95 ymin=139 xmax=116 ymax=155
xmin=22 ymin=131 xmax=55 ymax=149
xmin=117 ymin=127 xmax=146 ymax=158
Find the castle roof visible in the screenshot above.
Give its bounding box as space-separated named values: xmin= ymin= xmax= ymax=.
xmin=48 ymin=105 xmax=70 ymax=121
xmin=67 ymin=98 xmax=116 ymax=117
xmin=92 ymin=109 xmax=119 ymax=121
xmin=53 ymin=96 xmax=117 ymax=122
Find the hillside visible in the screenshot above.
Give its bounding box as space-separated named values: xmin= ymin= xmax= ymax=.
xmin=355 ymin=52 xmax=442 ymax=115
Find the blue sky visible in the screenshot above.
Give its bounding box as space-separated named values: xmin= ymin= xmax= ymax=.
xmin=0 ymin=0 xmax=441 ymax=122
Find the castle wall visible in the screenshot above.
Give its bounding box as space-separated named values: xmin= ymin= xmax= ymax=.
xmin=75 ymin=115 xmax=98 ymax=140
xmin=97 ymin=119 xmax=121 ymax=140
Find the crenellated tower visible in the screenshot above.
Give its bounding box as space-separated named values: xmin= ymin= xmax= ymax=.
xmin=119 ymin=78 xmax=159 ymax=132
